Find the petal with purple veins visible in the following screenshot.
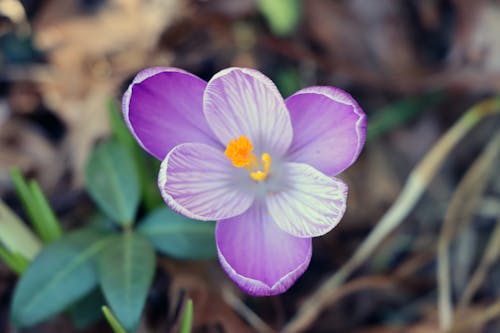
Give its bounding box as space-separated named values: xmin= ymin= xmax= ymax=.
xmin=267 ymin=163 xmax=348 ymax=238
xmin=286 ymin=86 xmax=367 ymax=176
xmin=204 ymin=67 xmax=293 ymax=157
xmin=216 ymin=203 xmax=311 ymax=296
xmin=158 ymin=143 xmax=254 ymax=221
xmin=123 ymin=67 xmax=220 ymax=160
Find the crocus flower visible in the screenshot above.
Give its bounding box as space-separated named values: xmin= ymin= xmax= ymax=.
xmin=123 ymin=67 xmax=366 ymax=296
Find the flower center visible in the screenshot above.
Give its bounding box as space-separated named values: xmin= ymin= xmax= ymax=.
xmin=224 ymin=135 xmax=271 ymax=182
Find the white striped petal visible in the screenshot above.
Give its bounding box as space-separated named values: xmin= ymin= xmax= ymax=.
xmin=203 ymin=67 xmax=293 ymax=157
xmin=158 ymin=143 xmax=254 ymax=221
xmin=266 ymin=163 xmax=348 ymax=237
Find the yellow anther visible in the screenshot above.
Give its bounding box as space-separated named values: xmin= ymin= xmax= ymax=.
xmin=250 ymin=170 xmax=267 ymax=182
xmin=225 ymin=136 xmax=254 ymax=168
xmin=261 ymin=153 xmax=271 ymax=173
xmin=225 ymin=136 xmax=272 ymax=182
xmin=249 ymin=153 xmax=272 ymax=181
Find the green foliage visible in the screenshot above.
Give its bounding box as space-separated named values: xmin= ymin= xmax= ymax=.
xmin=180 ymin=299 xmax=194 ymax=333
xmin=69 ymin=289 xmax=107 ymax=329
xmin=107 ymin=99 xmax=137 ymax=152
xmin=257 ymin=0 xmax=301 ymax=37
xmin=102 ymin=306 xmax=128 ymax=333
xmin=10 ymin=168 xmax=62 ymax=243
xmin=85 ymin=141 xmax=140 ymax=226
xmin=6 ymin=99 xmax=220 ymax=330
xmin=11 ymin=229 xmax=112 ymax=327
xmin=138 ymin=207 xmax=217 ymax=260
xmin=0 ymin=199 xmax=41 ymax=261
xmin=98 ymin=232 xmax=155 ymax=330
xmin=107 ymin=99 xmax=163 ymax=210
xmin=0 ymin=247 xmax=29 ymax=275
xmin=367 ymin=92 xmax=443 ymax=141
xmin=9 ymin=168 xmax=37 ymax=229
xmin=28 ymin=180 xmax=63 ymax=240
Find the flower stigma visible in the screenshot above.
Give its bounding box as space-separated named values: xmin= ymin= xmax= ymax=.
xmin=224 ymin=135 xmax=272 ymax=182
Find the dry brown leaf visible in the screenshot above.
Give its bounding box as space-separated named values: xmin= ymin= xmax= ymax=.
xmin=31 ymin=0 xmax=180 ymax=185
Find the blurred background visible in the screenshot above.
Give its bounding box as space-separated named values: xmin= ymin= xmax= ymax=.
xmin=1 ymin=0 xmax=500 ymax=332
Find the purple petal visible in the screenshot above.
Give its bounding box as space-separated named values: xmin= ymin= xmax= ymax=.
xmin=204 ymin=67 xmax=293 ymax=156
xmin=216 ymin=204 xmax=311 ymax=296
xmin=123 ymin=67 xmax=219 ymax=160
xmin=158 ymin=143 xmax=254 ymax=220
xmin=286 ymin=86 xmax=367 ymax=176
xmin=267 ymin=163 xmax=348 ymax=238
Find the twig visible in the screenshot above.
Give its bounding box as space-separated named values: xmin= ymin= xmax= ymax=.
xmin=437 ymin=130 xmax=500 ymax=330
xmin=310 ymin=276 xmax=394 ymax=308
xmin=221 ymin=287 xmax=276 ymax=333
xmin=284 ymin=98 xmax=500 ymax=333
xmin=445 ymin=299 xmax=500 ymax=333
xmin=457 ymin=218 xmax=500 ymax=313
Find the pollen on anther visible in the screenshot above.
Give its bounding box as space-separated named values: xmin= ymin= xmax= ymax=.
xmin=224 ymin=135 xmax=254 ymax=168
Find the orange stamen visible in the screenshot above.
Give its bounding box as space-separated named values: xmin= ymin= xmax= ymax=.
xmin=224 ymin=136 xmax=254 ymax=168
xmin=224 ymin=136 xmax=272 ymax=182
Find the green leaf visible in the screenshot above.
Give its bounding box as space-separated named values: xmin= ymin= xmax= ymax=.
xmin=138 ymin=207 xmax=217 ymax=260
xmin=107 ymin=99 xmax=137 ymax=151
xmin=85 ymin=141 xmax=140 ymax=226
xmin=102 ymin=305 xmax=128 ymax=333
xmin=9 ymin=168 xmax=37 ymax=222
xmin=0 ymin=247 xmax=29 ymax=275
xmin=98 ymin=232 xmax=155 ymax=330
xmin=28 ymin=180 xmax=63 ymax=242
xmin=10 ymin=169 xmax=62 ymax=243
xmin=107 ymin=99 xmax=163 ymax=211
xmin=367 ymin=91 xmax=444 ymax=141
xmin=180 ymin=299 xmax=193 ymax=333
xmin=257 ymin=0 xmax=301 ymax=36
xmin=88 ymin=212 xmax=119 ymax=232
xmin=11 ymin=229 xmax=113 ymax=327
xmin=68 ymin=289 xmax=106 ymax=330
xmin=0 ymin=199 xmax=41 ymax=260
xmin=10 ymin=168 xmax=49 ymax=242
xmin=137 ymin=157 xmax=164 ymax=211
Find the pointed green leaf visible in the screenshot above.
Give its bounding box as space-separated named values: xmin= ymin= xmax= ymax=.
xmin=85 ymin=141 xmax=140 ymax=226
xmin=10 ymin=168 xmax=50 ymax=242
xmin=0 ymin=199 xmax=41 ymax=260
xmin=0 ymin=246 xmax=17 ymax=271
xmin=107 ymin=99 xmax=163 ymax=210
xmin=10 ymin=169 xmax=62 ymax=243
xmin=98 ymin=232 xmax=155 ymax=330
xmin=138 ymin=207 xmax=217 ymax=260
xmin=11 ymin=229 xmax=113 ymax=327
xmin=180 ymin=299 xmax=193 ymax=333
xmin=28 ymin=180 xmax=63 ymax=242
xmin=0 ymin=247 xmax=29 ymax=275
